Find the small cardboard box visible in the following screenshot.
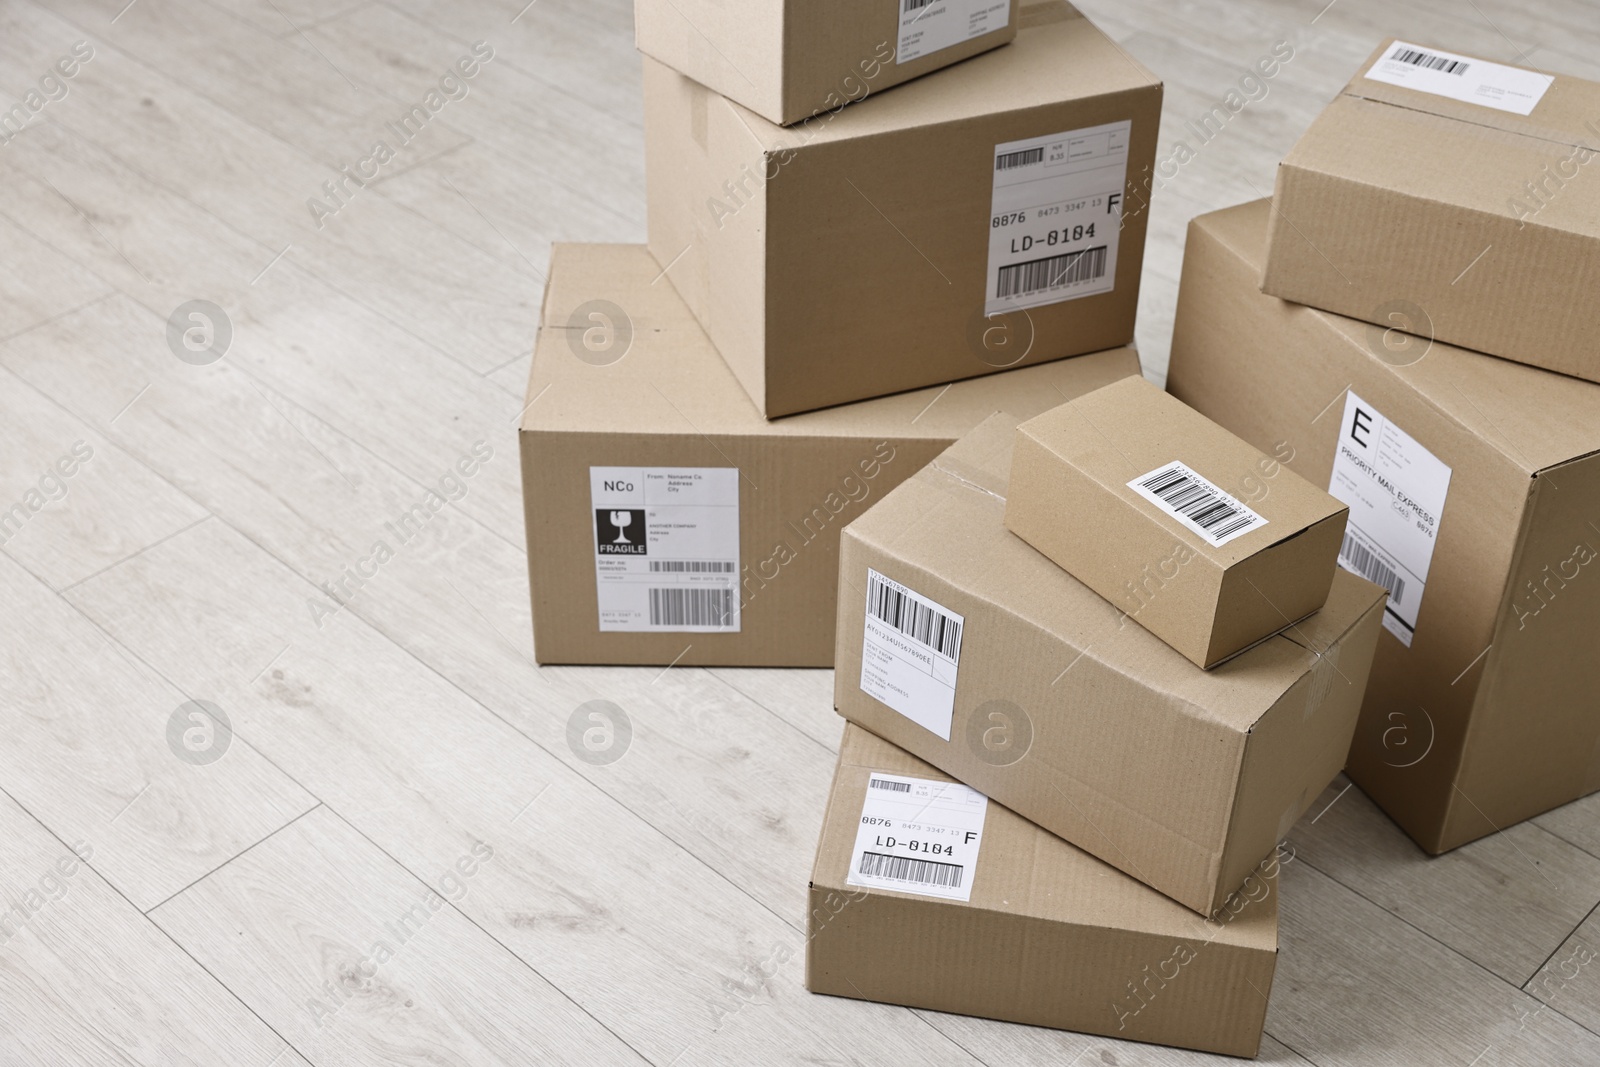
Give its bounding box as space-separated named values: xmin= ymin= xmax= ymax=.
xmin=1262 ymin=39 xmax=1600 ymax=383
xmin=645 ymin=0 xmax=1161 ymax=417
xmin=521 ymin=243 xmax=1140 ymax=667
xmin=1173 ymin=199 xmax=1600 ymax=854
xmin=1006 ymin=376 xmax=1348 ymax=668
xmin=808 ymin=724 xmax=1282 ymax=1058
xmin=833 ymin=415 xmax=1385 ymax=913
xmin=635 ymin=0 xmax=1018 ymax=127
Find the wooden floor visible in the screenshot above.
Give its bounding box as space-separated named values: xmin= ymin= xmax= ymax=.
xmin=2 ymin=0 xmax=1598 ymax=1063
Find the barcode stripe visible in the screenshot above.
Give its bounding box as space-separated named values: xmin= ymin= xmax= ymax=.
xmin=647 ymin=587 xmax=735 ymax=628
xmin=647 ymin=560 xmax=736 ymax=573
xmin=1390 ymin=46 xmax=1468 ymax=75
xmin=1137 ymin=464 xmax=1258 ymax=540
xmin=1340 ymin=532 xmax=1407 ymax=604
xmin=995 ymin=146 xmax=1044 ymax=171
xmin=869 ymin=779 xmax=913 ymax=793
xmin=858 ymin=850 xmax=963 ymax=889
xmin=996 ymin=246 xmax=1107 ymax=299
xmin=903 ymin=0 xmax=936 ymax=10
xmin=866 ymin=573 xmax=962 ymax=660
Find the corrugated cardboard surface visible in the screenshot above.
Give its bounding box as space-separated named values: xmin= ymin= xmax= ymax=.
xmin=1173 ymin=199 xmax=1600 ymax=853
xmin=645 ymin=0 xmax=1162 ymax=416
xmin=1006 ymin=375 xmax=1347 ymax=667
xmin=1262 ymin=38 xmax=1600 ymax=381
xmin=832 ymin=415 xmax=1385 ymax=912
xmin=808 ymin=724 xmax=1279 ymax=1058
xmin=521 ymin=244 xmax=1140 ymax=666
xmin=634 ymin=0 xmax=1018 ymax=126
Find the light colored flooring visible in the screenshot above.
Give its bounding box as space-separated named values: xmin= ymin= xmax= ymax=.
xmin=1 ymin=0 xmax=1598 ymax=1064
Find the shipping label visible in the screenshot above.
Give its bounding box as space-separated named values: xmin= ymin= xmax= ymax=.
xmin=848 ymin=772 xmax=989 ymax=902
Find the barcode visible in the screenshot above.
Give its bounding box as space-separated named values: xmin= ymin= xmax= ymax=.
xmin=1136 ymin=463 xmax=1260 ymax=543
xmin=995 ymin=246 xmax=1107 ymax=299
xmin=869 ymin=779 xmax=912 ymax=793
xmin=903 ymin=0 xmax=936 ymax=10
xmin=866 ymin=573 xmax=961 ymax=660
xmin=995 ymin=147 xmax=1044 ymax=171
xmin=1340 ymin=532 xmax=1406 ymax=604
xmin=647 ymin=587 xmax=734 ymax=627
xmin=647 ymin=560 xmax=736 ymax=573
xmin=858 ymin=851 xmax=963 ymax=889
xmin=1390 ymin=47 xmax=1468 ymax=75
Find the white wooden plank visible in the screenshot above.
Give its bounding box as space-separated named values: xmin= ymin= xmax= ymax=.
xmin=0 ymin=788 xmax=312 ymax=1067
xmin=1523 ymin=903 xmax=1600 ymax=1038
xmin=0 ymin=367 xmax=207 ymax=590
xmin=66 ymin=518 xmax=983 ymax=1067
xmin=1268 ymin=856 xmax=1600 ymax=1065
xmin=0 ymin=215 xmax=109 ymax=340
xmin=0 ymin=550 xmax=316 ymax=910
xmin=152 ymin=805 xmax=645 ymax=1066
xmin=1292 ymin=777 xmax=1600 ymax=985
xmin=34 ymin=0 xmax=474 ymax=168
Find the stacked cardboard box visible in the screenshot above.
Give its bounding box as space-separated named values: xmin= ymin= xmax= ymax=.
xmin=515 ymin=1 xmax=1408 ymax=1058
xmin=1164 ymin=41 xmax=1600 ymax=855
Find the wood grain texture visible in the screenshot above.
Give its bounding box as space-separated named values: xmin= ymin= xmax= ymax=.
xmin=0 ymin=549 xmax=316 ymax=910
xmin=3 ymin=0 xmax=1600 ymax=1061
xmin=151 ymin=805 xmax=645 ymax=1066
xmin=0 ymin=788 xmax=312 ymax=1067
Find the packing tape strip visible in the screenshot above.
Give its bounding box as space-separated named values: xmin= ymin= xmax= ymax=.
xmin=1302 ymin=643 xmax=1341 ymax=719
xmin=1276 ymin=785 xmax=1309 ymax=842
xmin=1020 ymin=0 xmax=1077 ymax=27
xmin=928 ymin=456 xmax=1009 ymax=503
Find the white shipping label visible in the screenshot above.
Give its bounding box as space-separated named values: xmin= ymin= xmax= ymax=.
xmin=1128 ymin=461 xmax=1270 ymax=548
xmin=985 ymin=120 xmax=1130 ymax=316
xmin=1363 ymin=41 xmax=1553 ymax=116
xmin=590 ymin=467 xmax=741 ymax=633
xmin=848 ymin=773 xmax=989 ymax=902
xmin=897 ymin=0 xmax=1010 ymax=64
xmin=1327 ymin=393 xmax=1453 ymax=647
xmin=859 ymin=569 xmax=964 ymax=741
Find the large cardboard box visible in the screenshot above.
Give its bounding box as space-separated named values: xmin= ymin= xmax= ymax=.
xmin=1173 ymin=199 xmax=1600 ymax=853
xmin=1262 ymin=39 xmax=1600 ymax=383
xmin=645 ymin=0 xmax=1161 ymax=416
xmin=808 ymin=724 xmax=1282 ymax=1058
xmin=1006 ymin=376 xmax=1348 ymax=668
xmin=635 ymin=0 xmax=1018 ymax=127
xmin=832 ymin=415 xmax=1385 ymax=913
xmin=521 ymin=243 xmax=1140 ymax=667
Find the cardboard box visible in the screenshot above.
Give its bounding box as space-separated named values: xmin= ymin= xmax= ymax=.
xmin=1006 ymin=376 xmax=1348 ymax=668
xmin=1173 ymin=199 xmax=1600 ymax=854
xmin=520 ymin=243 xmax=1140 ymax=667
xmin=645 ymin=0 xmax=1161 ymax=417
xmin=634 ymin=0 xmax=1018 ymax=127
xmin=833 ymin=415 xmax=1385 ymax=913
xmin=1262 ymin=39 xmax=1600 ymax=383
xmin=808 ymin=724 xmax=1282 ymax=1058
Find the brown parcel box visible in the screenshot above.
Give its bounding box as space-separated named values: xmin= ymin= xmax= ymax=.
xmin=1176 ymin=200 xmax=1600 ymax=853
xmin=1006 ymin=376 xmax=1348 ymax=668
xmin=809 ymin=724 xmax=1282 ymax=1058
xmin=833 ymin=415 xmax=1385 ymax=913
xmin=645 ymin=0 xmax=1161 ymax=417
xmin=1262 ymin=39 xmax=1600 ymax=383
xmin=635 ymin=0 xmax=1018 ymax=127
xmin=521 ymin=244 xmax=1140 ymax=667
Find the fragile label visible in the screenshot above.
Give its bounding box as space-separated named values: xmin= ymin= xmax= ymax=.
xmin=1128 ymin=461 xmax=1270 ymax=548
xmin=985 ymin=120 xmax=1129 ymax=316
xmin=897 ymin=0 xmax=1009 ymax=64
xmin=1327 ymin=393 xmax=1452 ymax=647
xmin=859 ymin=569 xmax=963 ymax=740
xmin=848 ymin=772 xmax=988 ymax=902
xmin=590 ymin=467 xmax=740 ymax=632
xmin=1363 ymin=41 xmax=1553 ymax=116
